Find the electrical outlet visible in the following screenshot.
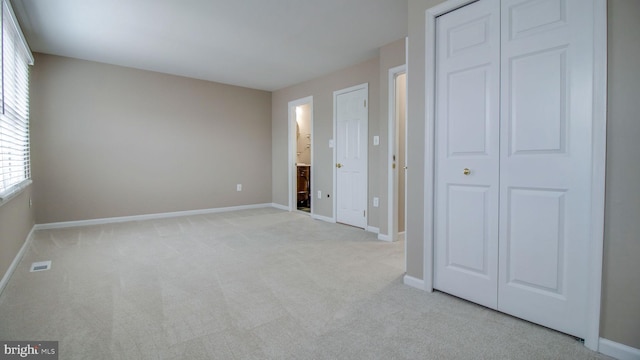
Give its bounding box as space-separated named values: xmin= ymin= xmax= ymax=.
xmin=317 ymin=190 xmax=322 ymax=199
xmin=373 ymin=197 xmax=379 ymax=207
xmin=236 ymin=184 xmax=242 ymax=191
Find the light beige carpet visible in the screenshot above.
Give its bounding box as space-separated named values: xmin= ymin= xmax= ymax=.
xmin=0 ymin=208 xmax=610 ymax=359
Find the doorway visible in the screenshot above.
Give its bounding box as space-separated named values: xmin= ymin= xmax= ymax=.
xmin=388 ymin=66 xmax=407 ymax=244
xmin=288 ymin=96 xmax=313 ymax=214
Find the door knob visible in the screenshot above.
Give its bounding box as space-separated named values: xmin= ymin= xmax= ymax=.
xmin=336 ymin=163 xmax=343 ymax=168
xmin=463 ymin=168 xmax=471 ymax=175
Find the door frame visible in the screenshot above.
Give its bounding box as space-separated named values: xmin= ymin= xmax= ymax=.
xmin=387 ymin=64 xmax=407 ymax=243
xmin=333 ymin=83 xmax=369 ymax=227
xmin=288 ymin=96 xmax=314 ymax=213
xmin=422 ymin=0 xmax=607 ymax=351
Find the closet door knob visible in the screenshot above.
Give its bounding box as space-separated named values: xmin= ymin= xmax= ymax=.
xmin=463 ymin=168 xmax=471 ymax=175
xmin=336 ymin=163 xmax=343 ymax=168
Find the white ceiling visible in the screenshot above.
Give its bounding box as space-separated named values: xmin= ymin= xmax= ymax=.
xmin=12 ymin=0 xmax=408 ymax=91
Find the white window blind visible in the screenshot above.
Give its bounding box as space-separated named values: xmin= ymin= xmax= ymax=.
xmin=0 ymin=0 xmax=33 ymax=199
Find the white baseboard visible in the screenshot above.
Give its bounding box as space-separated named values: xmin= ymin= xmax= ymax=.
xmin=367 ymin=226 xmax=379 ymax=234
xmin=0 ymin=225 xmax=36 ymax=296
xmin=271 ymin=203 xmax=290 ymax=211
xmin=367 ymin=226 xmax=394 ymax=242
xmin=398 ymin=231 xmax=406 ymax=242
xmin=403 ymin=274 xmax=425 ymax=290
xmin=378 ymin=233 xmax=392 ymax=242
xmin=311 ymin=214 xmax=335 ymax=223
xmin=599 ymin=338 xmax=640 ymax=360
xmin=378 ymin=231 xmax=404 ymax=242
xmin=35 ymin=203 xmax=274 ymax=230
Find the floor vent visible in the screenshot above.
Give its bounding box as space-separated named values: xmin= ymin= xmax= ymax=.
xmin=30 ymin=261 xmax=52 ymax=272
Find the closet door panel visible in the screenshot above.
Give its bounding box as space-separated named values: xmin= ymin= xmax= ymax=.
xmin=506 ymin=188 xmax=565 ymax=293
xmin=447 ymin=67 xmax=491 ymax=156
xmin=434 ymin=0 xmax=500 ymax=309
xmin=508 ymin=47 xmax=567 ymax=155
xmin=498 ymin=0 xmax=594 ymax=339
xmin=446 ymin=185 xmax=491 ymax=275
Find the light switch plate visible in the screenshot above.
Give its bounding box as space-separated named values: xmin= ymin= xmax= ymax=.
xmin=373 ymin=136 xmax=379 ymax=146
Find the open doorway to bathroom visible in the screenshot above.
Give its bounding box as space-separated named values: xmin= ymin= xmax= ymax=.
xmin=388 ymin=66 xmax=407 ymax=245
xmin=288 ymin=97 xmax=313 ymax=214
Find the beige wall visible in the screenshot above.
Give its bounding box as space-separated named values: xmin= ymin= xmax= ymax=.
xmin=600 ymin=0 xmax=640 ymax=349
xmin=406 ymin=0 xmax=442 ymax=279
xmin=30 ymin=54 xmax=272 ymax=224
xmin=0 ymin=187 xmax=35 ymax=282
xmin=272 ymin=57 xmax=381 ymax=223
xmin=407 ymin=0 xmax=640 ymax=349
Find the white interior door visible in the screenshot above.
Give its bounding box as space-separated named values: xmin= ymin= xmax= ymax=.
xmin=434 ymin=0 xmax=597 ymax=339
xmin=497 ymin=0 xmax=595 ymax=338
xmin=434 ymin=0 xmax=501 ymax=309
xmin=335 ymin=85 xmax=368 ymax=229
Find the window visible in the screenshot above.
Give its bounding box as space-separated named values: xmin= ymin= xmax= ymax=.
xmin=0 ymin=0 xmax=33 ymax=201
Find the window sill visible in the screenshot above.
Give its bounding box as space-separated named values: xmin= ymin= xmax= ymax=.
xmin=0 ymin=179 xmax=32 ymax=208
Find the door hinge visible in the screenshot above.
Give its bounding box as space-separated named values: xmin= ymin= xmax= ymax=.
xmin=363 ymin=210 xmax=366 ymax=217
xmin=364 ymin=99 xmax=367 ymax=107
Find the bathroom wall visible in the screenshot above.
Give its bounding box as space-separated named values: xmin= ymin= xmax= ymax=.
xmin=295 ymin=104 xmax=311 ymax=165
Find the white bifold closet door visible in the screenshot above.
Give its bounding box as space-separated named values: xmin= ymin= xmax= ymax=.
xmin=434 ymin=0 xmax=596 ymax=339
xmin=434 ymin=0 xmax=501 ymax=310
